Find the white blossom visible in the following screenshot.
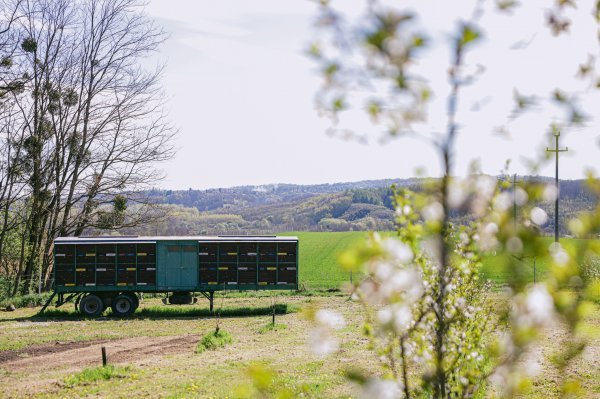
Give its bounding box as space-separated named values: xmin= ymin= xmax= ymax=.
xmin=552 ymin=249 xmax=569 ymax=266
xmin=377 ymin=307 xmax=393 ymax=325
xmin=485 ymin=222 xmax=498 ymax=235
xmin=515 ymin=187 xmax=528 ymax=206
xmin=392 ymin=304 xmax=413 ymax=334
xmin=382 ymin=239 xmax=414 ymax=264
xmin=479 ymin=223 xmax=499 ymax=250
xmin=525 ymin=285 xmax=554 ymax=325
xmin=510 ymin=284 xmax=556 ymax=330
xmin=422 ymin=237 xmax=442 ymax=265
xmin=379 ymin=267 xmax=423 ymax=303
xmin=489 ymin=365 xmax=509 ymax=392
xmin=543 ymin=184 xmax=558 ymax=202
xmin=384 ymin=37 xmax=406 ymax=57
xmin=506 ymin=236 xmax=523 ymax=253
xmin=448 ymin=179 xmax=467 ymax=208
xmin=524 ymin=348 xmax=543 ymax=377
xmin=360 ymin=379 xmax=402 ymax=399
xmin=308 ymin=326 xmax=339 ymax=356
xmin=422 ymin=201 xmax=444 ymax=222
xmin=549 ymin=242 xmax=569 ymax=266
xmin=493 ymin=192 xmax=512 ymax=212
xmin=395 ymin=205 xmax=412 ymax=216
xmin=315 ymin=309 xmax=346 ymax=330
xmin=475 ymin=175 xmax=496 ymax=199
xmin=530 ymin=207 xmax=548 ymax=226
xmin=374 ymin=261 xmax=394 ymax=281
xmin=459 ymin=232 xmax=469 ymax=246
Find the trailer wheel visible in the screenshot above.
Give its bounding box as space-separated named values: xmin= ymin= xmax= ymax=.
xmin=120 ymin=292 xmax=139 ymax=312
xmin=111 ymin=294 xmax=135 ymax=317
xmin=79 ymin=294 xmax=104 ymax=317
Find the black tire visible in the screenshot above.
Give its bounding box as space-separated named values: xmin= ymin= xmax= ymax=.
xmin=111 ymin=294 xmax=135 ymax=317
xmin=79 ymin=294 xmax=104 ymax=317
xmin=123 ymin=292 xmax=139 ymax=312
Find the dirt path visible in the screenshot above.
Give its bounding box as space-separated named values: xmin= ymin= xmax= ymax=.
xmin=0 ymin=338 xmax=114 ymax=364
xmin=0 ymin=334 xmax=199 ymax=372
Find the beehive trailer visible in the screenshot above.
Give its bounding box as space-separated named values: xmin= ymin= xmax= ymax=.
xmin=45 ymin=235 xmax=299 ymax=317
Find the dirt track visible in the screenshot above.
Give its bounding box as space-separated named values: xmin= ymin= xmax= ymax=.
xmin=0 ymin=334 xmax=198 ymax=371
xmin=0 ymin=334 xmax=200 ymax=398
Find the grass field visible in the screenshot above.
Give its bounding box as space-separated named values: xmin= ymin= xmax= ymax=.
xmin=0 ymin=232 xmax=599 ymax=397
xmin=0 ymin=295 xmax=598 ymax=398
xmin=281 ymin=232 xmax=378 ymax=290
xmin=282 ymin=232 xmax=589 ymax=290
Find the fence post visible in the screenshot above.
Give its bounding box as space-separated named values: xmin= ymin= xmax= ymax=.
xmin=101 ymin=346 xmax=107 ymax=366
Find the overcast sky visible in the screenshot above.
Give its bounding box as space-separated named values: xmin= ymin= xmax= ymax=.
xmin=144 ymin=0 xmax=600 ymax=190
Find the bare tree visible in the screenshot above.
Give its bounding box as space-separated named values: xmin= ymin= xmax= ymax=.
xmin=0 ymin=0 xmax=176 ymax=294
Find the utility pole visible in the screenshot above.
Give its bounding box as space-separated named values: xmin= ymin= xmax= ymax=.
xmin=546 ymin=130 xmax=568 ymax=242
xmin=513 ymin=173 xmax=517 ymax=230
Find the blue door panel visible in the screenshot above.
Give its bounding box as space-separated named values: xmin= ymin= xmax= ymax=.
xmin=157 ymin=241 xmax=198 ymax=290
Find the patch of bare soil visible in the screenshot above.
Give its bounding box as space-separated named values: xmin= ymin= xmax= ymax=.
xmin=0 ymin=339 xmax=113 ymax=364
xmin=0 ymin=335 xmax=199 ymax=398
xmin=0 ymin=334 xmax=199 ymax=372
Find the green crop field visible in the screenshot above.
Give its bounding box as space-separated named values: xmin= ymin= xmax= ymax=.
xmin=281 ymin=232 xmax=596 ymax=290
xmin=280 ymin=231 xmax=381 ymax=290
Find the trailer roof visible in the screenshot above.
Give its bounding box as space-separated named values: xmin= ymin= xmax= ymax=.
xmin=54 ymin=235 xmax=298 ymax=244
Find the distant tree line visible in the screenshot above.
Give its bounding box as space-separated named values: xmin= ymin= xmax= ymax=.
xmin=0 ymin=0 xmax=174 ymax=297
xmin=128 ymin=178 xmax=596 ymax=237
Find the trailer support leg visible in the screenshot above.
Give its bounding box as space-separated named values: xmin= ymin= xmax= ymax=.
xmin=199 ymin=292 xmax=214 ymax=313
xmin=74 ymin=293 xmax=83 ymax=312
xmin=56 ymin=293 xmax=77 ymax=309
xmin=38 ymin=292 xmax=56 ymax=314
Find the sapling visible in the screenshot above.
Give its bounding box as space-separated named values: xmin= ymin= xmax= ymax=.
xmin=214 ymin=291 xmax=226 ymax=334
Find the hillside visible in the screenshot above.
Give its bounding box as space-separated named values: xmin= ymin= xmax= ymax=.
xmin=117 ymin=177 xmax=598 ymax=236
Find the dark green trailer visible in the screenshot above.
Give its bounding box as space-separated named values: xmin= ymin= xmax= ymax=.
xmin=47 ymin=235 xmax=299 ymax=317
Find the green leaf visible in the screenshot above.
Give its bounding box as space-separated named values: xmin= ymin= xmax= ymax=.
xmin=308 ymin=42 xmax=322 ymax=58
xmin=552 ymin=89 xmax=567 ymax=103
xmin=324 ymin=62 xmax=339 ymax=77
xmin=332 ymin=97 xmax=346 ymax=111
xmin=411 ymin=34 xmax=427 ymax=49
xmin=558 ymin=0 xmax=576 ymax=8
xmin=420 ymin=87 xmax=431 ymax=102
xmin=367 ymin=101 xmax=381 ymax=119
xmin=459 ymin=24 xmax=481 ymax=47
xmin=496 ymin=0 xmax=519 ymax=11
xmin=365 ymin=28 xmax=389 ymax=51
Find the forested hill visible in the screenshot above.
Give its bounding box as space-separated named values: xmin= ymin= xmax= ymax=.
xmin=121 ymin=177 xmax=598 ymax=236
xmin=146 ymin=178 xmax=419 ymax=211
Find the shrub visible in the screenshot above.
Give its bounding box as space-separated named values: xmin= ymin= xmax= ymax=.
xmin=63 ymin=365 xmax=131 ymax=388
xmin=195 ymin=330 xmax=233 ymax=353
xmin=258 ymin=323 xmax=287 ymax=334
xmin=0 ymin=292 xmax=53 ymax=309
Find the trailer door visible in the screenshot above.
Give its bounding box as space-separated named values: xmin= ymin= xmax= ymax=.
xmin=158 ymin=241 xmax=198 ymax=290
